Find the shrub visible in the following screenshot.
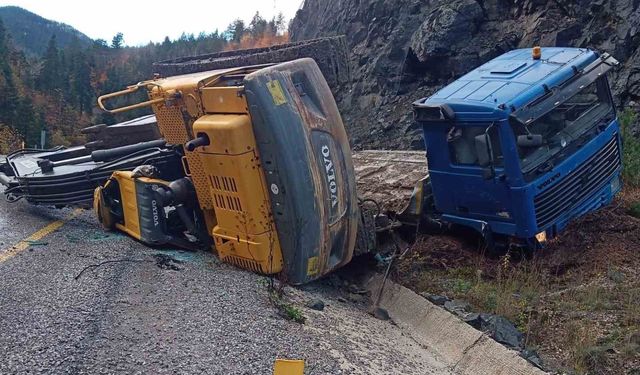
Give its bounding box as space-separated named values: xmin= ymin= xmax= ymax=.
xmin=620 ymin=109 xmax=640 ymax=186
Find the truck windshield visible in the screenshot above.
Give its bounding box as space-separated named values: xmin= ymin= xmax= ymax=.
xmin=515 ymin=77 xmax=614 ymax=174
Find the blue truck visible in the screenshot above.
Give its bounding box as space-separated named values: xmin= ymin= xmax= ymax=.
xmin=413 ymin=47 xmax=622 ymax=248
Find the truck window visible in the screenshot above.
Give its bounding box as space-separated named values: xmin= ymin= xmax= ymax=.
xmin=515 ymin=77 xmax=614 ymax=173
xmin=448 ymin=125 xmax=503 ymax=166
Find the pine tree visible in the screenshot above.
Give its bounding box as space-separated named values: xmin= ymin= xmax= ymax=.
xmin=66 ymin=38 xmax=94 ymax=113
xmin=15 ymin=97 xmax=38 ymax=146
xmin=249 ymin=12 xmax=267 ymax=39
xmin=111 ymin=33 xmax=124 ymax=49
xmin=0 ymin=18 xmax=18 ymax=128
xmin=38 ymin=35 xmax=61 ymax=92
xmin=0 ymin=17 xmax=7 ymax=59
xmin=225 ymin=19 xmax=245 ymax=43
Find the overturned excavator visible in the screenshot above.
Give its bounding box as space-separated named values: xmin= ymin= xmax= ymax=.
xmin=0 ymin=38 xmax=419 ymax=284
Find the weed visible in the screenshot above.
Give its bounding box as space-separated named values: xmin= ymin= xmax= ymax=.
xmin=566 ymin=322 xmax=610 ymax=374
xmin=621 ymin=342 xmax=640 ymax=357
xmin=577 ymin=345 xmax=611 ymax=374
xmin=622 ymin=286 xmax=640 ymax=327
xmin=282 ymin=304 xmax=306 ymax=324
xmin=620 ymin=109 xmax=640 ymax=186
xmin=577 ymin=285 xmax=612 ymax=311
xmin=265 ymin=279 xmax=307 ymax=324
xmin=452 ymin=279 xmax=472 ymax=294
xmin=629 ymin=201 xmax=640 ymax=218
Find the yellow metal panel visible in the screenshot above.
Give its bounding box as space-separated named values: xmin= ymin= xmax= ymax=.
xmin=273 ymin=359 xmax=305 ymax=375
xmin=111 ymin=171 xmax=141 ymax=240
xmin=201 ymin=87 xmax=248 ymax=114
xmin=193 ymin=114 xmax=283 ymax=274
xmin=132 ymin=66 xmax=283 ymax=270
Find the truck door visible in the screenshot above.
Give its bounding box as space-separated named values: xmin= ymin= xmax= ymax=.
xmin=437 ymin=122 xmax=513 ymax=226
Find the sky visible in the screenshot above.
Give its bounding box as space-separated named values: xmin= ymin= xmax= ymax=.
xmin=0 ymin=0 xmax=304 ymax=46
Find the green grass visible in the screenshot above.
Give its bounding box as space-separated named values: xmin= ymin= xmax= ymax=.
xmin=282 ymin=304 xmax=306 ymax=323
xmin=621 ymin=109 xmax=640 ymax=186
xmin=263 ymin=277 xmax=307 ymax=324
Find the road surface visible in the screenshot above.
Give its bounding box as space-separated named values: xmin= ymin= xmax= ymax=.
xmin=0 ymin=191 xmax=452 ymax=374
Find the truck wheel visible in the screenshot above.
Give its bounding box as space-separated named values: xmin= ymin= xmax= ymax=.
xmin=152 ymin=36 xmax=351 ymax=91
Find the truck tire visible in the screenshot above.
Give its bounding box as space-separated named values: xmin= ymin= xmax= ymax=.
xmin=153 ymin=36 xmax=351 ymax=91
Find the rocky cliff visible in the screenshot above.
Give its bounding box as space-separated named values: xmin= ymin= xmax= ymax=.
xmin=290 ymin=0 xmax=640 ymax=150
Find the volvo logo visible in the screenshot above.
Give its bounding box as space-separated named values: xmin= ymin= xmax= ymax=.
xmin=151 ymin=199 xmax=160 ymax=227
xmin=321 ymin=145 xmax=338 ymax=208
xmin=538 ymin=172 xmax=561 ymax=190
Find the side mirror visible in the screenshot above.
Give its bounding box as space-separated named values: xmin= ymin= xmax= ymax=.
xmin=474 ymin=134 xmax=491 ymax=167
xmin=517 ymin=134 xmax=543 ymax=148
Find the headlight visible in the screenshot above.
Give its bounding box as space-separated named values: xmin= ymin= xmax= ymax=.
xmin=611 ymin=175 xmax=621 ymax=193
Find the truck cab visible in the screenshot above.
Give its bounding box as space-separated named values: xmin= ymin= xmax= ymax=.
xmin=413 ymin=47 xmax=621 ymax=246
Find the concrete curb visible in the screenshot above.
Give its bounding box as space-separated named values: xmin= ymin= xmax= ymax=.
xmin=366 ymin=275 xmax=548 ymax=375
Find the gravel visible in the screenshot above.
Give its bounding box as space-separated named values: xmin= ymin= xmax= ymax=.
xmin=0 ymin=198 xmax=451 ymax=374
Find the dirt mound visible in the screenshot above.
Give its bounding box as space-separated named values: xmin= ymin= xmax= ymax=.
xmin=543 ymin=202 xmax=640 ymax=280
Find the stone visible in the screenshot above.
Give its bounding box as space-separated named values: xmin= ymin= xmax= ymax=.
xmin=420 ymin=293 xmax=448 ymax=306
xmin=443 ymin=299 xmax=470 ymax=316
xmin=480 ymin=314 xmax=523 ymax=350
xmin=369 ymin=307 xmax=390 ymax=321
xmin=306 ymin=299 xmax=325 ymax=311
xmin=521 ymin=349 xmax=544 ymax=369
xmin=347 ymin=293 xmax=366 ymax=303
xmin=461 ymin=312 xmax=481 ymax=329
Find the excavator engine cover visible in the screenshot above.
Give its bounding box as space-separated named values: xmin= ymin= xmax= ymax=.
xmin=244 ymin=58 xmax=359 ymax=284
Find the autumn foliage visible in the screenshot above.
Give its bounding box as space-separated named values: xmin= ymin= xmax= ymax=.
xmin=225 ymin=31 xmax=289 ymax=51
xmin=223 ymin=11 xmax=289 ymax=51
xmin=0 ymin=123 xmax=21 ymax=154
xmin=0 ymin=11 xmax=289 ymax=151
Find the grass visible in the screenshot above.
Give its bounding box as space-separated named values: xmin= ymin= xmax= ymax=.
xmin=407 ymin=252 xmax=640 ymax=373
xmin=262 ymin=277 xmax=307 ymax=324
xmin=621 ymin=109 xmax=640 ymax=186
xmin=421 ymin=254 xmax=547 ymax=334
xmin=281 ymin=304 xmax=306 ymax=323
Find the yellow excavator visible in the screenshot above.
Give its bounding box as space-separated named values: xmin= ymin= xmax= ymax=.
xmin=95 ymin=59 xmax=363 ymax=285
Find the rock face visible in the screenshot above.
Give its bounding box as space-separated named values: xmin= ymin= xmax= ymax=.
xmin=290 ymin=0 xmax=640 ymax=150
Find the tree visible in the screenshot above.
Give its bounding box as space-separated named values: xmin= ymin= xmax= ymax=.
xmin=38 ymin=35 xmax=62 ymax=92
xmin=14 ymin=97 xmax=38 ymax=146
xmin=111 ymin=32 xmax=124 ymax=49
xmin=249 ymin=12 xmax=267 ymax=39
xmin=93 ymin=39 xmax=109 ymax=49
xmin=225 ymin=19 xmax=245 ymax=43
xmin=0 ymin=63 xmax=18 ymax=127
xmin=269 ymin=13 xmax=286 ymax=35
xmin=0 ymin=17 xmax=8 ymax=60
xmin=67 ymin=42 xmax=93 ymax=113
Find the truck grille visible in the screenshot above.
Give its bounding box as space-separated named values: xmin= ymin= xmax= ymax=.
xmin=534 ymin=137 xmax=620 ymax=229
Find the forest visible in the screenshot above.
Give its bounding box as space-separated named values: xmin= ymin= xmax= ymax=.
xmin=0 ymin=11 xmax=288 ymax=152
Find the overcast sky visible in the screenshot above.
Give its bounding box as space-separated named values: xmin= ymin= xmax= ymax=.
xmin=0 ymin=0 xmax=304 ymax=46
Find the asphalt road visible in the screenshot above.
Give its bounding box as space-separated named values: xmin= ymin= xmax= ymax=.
xmin=0 ymin=193 xmax=452 ymax=374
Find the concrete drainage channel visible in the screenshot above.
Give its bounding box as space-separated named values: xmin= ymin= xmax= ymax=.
xmin=366 ymin=275 xmax=548 ymax=375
